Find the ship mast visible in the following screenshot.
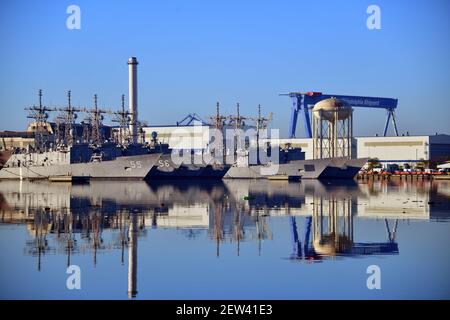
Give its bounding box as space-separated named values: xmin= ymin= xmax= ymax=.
xmin=208 ymin=102 xmax=228 ymax=162
xmin=24 ymin=89 xmax=56 ymax=151
xmin=248 ymin=105 xmax=272 ymax=164
xmin=209 ymin=102 xmax=227 ymax=130
xmin=111 ymin=94 xmax=131 ymax=146
xmin=227 ymin=102 xmax=249 ymax=158
xmin=228 ymin=102 xmax=248 ymax=130
xmin=57 ymin=90 xmax=82 ymax=147
xmin=83 ymin=94 xmax=108 ymax=147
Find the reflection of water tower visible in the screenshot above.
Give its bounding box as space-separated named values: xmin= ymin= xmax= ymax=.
xmin=312 ymin=196 xmax=353 ymax=256
xmin=312 ymin=98 xmax=353 ymax=159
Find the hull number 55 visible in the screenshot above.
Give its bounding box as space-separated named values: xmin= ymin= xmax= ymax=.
xmin=129 ymin=161 xmax=142 ymax=169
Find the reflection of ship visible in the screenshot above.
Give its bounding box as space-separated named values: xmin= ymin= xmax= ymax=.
xmin=1 ymin=179 xmax=448 ymax=298
xmin=1 ymin=179 xmax=442 ymax=221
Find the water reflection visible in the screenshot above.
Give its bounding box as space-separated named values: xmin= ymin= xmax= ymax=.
xmin=295 ymin=197 xmax=398 ymax=262
xmin=0 ymin=178 xmax=449 ymax=298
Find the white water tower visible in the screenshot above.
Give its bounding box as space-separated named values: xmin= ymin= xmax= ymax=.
xmin=312 ymin=98 xmax=353 ymax=159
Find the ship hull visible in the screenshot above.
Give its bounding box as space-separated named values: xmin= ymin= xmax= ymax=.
xmin=318 ymin=157 xmax=368 ymax=180
xmin=0 ymin=153 xmax=161 ymax=180
xmin=146 ymin=154 xmax=230 ymax=179
xmin=223 ymin=158 xmax=332 ymax=179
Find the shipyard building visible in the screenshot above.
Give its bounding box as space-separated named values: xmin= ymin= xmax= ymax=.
xmin=356 ymin=134 xmax=450 ymax=166
xmin=140 ymin=125 xmax=450 ymax=168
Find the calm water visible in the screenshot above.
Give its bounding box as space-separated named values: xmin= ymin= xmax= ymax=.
xmin=0 ymin=179 xmax=449 ymax=300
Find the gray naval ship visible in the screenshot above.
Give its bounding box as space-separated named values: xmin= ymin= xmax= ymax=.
xmin=145 ymin=128 xmax=230 ymax=179
xmin=0 ymin=143 xmax=164 ymax=180
xmin=223 ymin=151 xmax=367 ymax=180
xmin=0 ymin=84 xmax=168 ymax=180
xmin=146 ymin=144 xmax=334 ymax=180
xmin=223 ymin=145 xmax=331 ymax=179
xmin=146 ymin=150 xmax=230 ymax=179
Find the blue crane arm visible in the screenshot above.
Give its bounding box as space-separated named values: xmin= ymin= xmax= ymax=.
xmin=283 ymin=92 xmax=398 ymax=138
xmin=312 ymin=95 xmax=398 ymax=110
xmin=312 ymin=94 xmax=399 ymax=137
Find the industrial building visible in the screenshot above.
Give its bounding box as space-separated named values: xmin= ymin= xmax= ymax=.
xmin=274 ymin=138 xmax=358 ymax=160
xmin=143 ymin=124 xmax=210 ymax=150
xmin=356 ymin=134 xmax=450 ymax=166
xmin=276 ymin=135 xmax=450 ymax=167
xmin=141 ymin=123 xmax=450 ymax=168
xmin=142 ymin=122 xmax=257 ymax=150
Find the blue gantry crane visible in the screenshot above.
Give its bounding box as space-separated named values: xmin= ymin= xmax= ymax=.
xmin=280 ymin=92 xmax=399 ymax=138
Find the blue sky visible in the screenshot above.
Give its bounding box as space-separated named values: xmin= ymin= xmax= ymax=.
xmin=0 ymin=0 xmax=449 ymax=137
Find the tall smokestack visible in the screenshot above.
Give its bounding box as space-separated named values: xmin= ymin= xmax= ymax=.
xmin=128 ymin=57 xmax=138 ymax=144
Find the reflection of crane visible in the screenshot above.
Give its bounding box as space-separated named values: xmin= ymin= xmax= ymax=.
xmin=289 ymin=216 xmax=316 ymax=261
xmin=280 ymin=92 xmax=399 ymax=138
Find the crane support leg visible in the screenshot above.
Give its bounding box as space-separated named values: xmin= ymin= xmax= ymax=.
xmin=383 ymin=109 xmax=399 ymax=136
xmin=302 ymin=99 xmax=312 ymax=138
xmin=383 ymin=111 xmax=392 ymax=136
xmin=391 ymin=110 xmax=399 ymax=136
xmin=289 ymin=99 xmax=300 ymax=138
